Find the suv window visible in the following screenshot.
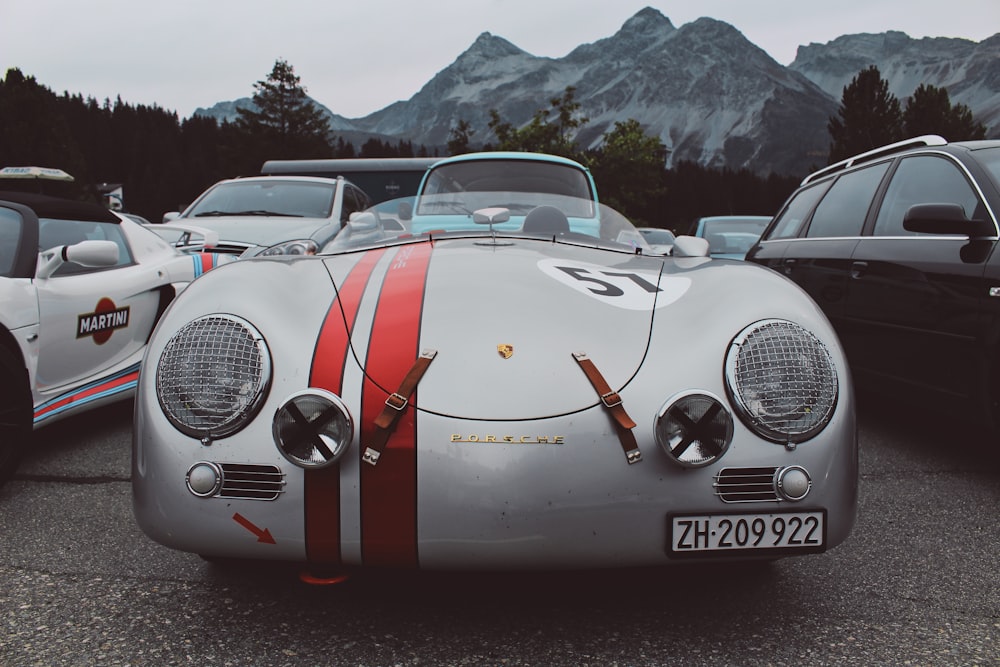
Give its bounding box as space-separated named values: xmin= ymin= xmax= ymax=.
xmin=766 ymin=181 xmax=829 ymax=240
xmin=873 ymin=155 xmax=983 ymax=236
xmin=975 ymin=146 xmax=1000 ymax=186
xmin=806 ymin=161 xmax=890 ymax=238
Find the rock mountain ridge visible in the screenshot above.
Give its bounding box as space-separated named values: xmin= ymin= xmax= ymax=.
xmin=196 ymin=7 xmax=999 ymax=177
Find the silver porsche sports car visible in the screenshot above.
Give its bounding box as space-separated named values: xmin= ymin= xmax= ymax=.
xmin=134 ymin=161 xmax=857 ymax=576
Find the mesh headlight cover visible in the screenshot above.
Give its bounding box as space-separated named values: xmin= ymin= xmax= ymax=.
xmin=156 ymin=314 xmax=271 ymax=440
xmin=724 ymin=319 xmax=838 ymax=444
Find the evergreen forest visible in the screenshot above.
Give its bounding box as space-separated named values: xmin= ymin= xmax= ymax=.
xmin=0 ymin=62 xmax=987 ymax=234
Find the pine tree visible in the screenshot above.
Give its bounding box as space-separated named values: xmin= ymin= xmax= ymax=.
xmin=486 ymin=86 xmax=588 ymax=159
xmin=0 ymin=67 xmax=88 ymax=196
xmin=903 ymin=84 xmax=987 ymax=141
xmin=827 ymin=65 xmax=903 ymax=163
xmin=589 ymin=119 xmax=666 ymax=222
xmin=447 ymin=119 xmax=476 ymax=155
xmin=235 ymin=59 xmax=331 ymax=165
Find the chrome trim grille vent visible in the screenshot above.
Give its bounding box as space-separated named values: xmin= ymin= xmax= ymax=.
xmin=714 ymin=466 xmax=780 ymax=503
xmin=218 ymin=463 xmax=285 ymax=500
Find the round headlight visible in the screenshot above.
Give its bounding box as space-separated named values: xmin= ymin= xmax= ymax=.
xmin=273 ymin=390 xmax=353 ymax=468
xmin=259 ymin=240 xmax=318 ymax=257
xmin=725 ymin=319 xmax=838 ymax=444
xmin=656 ymin=391 xmax=734 ymax=467
xmin=156 ymin=314 xmax=271 ymax=440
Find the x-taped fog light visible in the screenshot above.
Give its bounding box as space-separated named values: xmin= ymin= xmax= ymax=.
xmin=186 ymin=461 xmax=223 ymax=497
xmin=656 ymin=391 xmax=734 ymax=468
xmin=273 ymin=390 xmax=353 ymax=468
xmin=775 ymin=465 xmax=811 ymax=501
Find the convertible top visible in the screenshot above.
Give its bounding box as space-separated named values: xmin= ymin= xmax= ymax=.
xmin=0 ymin=191 xmax=121 ymax=224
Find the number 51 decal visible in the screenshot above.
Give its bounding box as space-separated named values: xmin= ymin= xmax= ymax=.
xmin=537 ymin=259 xmax=690 ymax=310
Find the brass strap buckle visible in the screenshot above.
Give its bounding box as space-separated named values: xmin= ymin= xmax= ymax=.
xmin=364 ymin=349 xmax=438 ymax=466
xmin=572 ymin=351 xmax=642 ymax=465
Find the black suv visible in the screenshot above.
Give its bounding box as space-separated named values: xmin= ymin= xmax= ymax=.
xmin=747 ymin=136 xmax=1000 ymax=432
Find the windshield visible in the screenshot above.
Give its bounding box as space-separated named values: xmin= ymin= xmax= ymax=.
xmin=325 ymin=193 xmax=650 ymax=255
xmin=639 ymin=228 xmax=676 ymax=244
xmin=698 ymin=217 xmax=770 ymax=255
xmin=185 ymin=180 xmax=337 ymax=219
xmin=418 ymin=160 xmax=595 ymax=218
xmin=700 ymin=217 xmax=770 ymax=235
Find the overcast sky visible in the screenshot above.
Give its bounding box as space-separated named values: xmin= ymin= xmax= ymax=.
xmin=3 ymin=0 xmax=997 ymax=120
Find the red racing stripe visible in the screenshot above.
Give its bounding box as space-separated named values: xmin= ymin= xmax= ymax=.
xmin=305 ymin=249 xmax=385 ymax=564
xmin=360 ymin=242 xmax=434 ymax=568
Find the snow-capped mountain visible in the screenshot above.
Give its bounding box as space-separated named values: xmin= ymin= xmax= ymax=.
xmin=195 ymin=7 xmax=998 ymax=177
xmin=790 ymin=30 xmax=1000 ymax=134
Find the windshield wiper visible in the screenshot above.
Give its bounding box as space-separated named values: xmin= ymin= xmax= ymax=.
xmin=194 ymin=210 xmax=302 ymax=217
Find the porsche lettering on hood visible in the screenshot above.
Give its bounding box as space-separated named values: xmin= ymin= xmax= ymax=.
xmin=325 ymin=240 xmax=672 ymax=420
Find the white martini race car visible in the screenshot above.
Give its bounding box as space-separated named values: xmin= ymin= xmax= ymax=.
xmin=133 ymin=154 xmax=857 ymax=579
xmin=0 ymin=191 xmax=224 ymax=485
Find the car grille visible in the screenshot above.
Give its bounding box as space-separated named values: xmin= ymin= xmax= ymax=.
xmin=714 ymin=467 xmax=779 ymax=502
xmin=212 ymin=242 xmax=253 ymax=255
xmin=218 ymin=463 xmax=285 ymax=500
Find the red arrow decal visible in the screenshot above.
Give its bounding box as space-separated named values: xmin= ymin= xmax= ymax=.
xmin=232 ymin=513 xmax=276 ymax=544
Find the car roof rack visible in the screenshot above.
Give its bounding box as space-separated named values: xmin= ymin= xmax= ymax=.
xmin=801 ymin=135 xmax=948 ymax=186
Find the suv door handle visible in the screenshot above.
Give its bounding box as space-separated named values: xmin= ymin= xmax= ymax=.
xmin=780 ymin=258 xmax=797 ymax=275
xmin=850 ymin=261 xmax=868 ymax=279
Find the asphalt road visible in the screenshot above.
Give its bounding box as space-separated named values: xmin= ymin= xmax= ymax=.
xmin=1 ymin=395 xmax=997 ymax=666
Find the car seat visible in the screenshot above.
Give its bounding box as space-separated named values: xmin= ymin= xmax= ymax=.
xmin=706 ymin=233 xmax=728 ymax=253
xmin=522 ymin=206 xmax=570 ymax=234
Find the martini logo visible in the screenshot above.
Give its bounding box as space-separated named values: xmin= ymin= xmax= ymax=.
xmin=77 ymin=297 xmax=130 ymax=344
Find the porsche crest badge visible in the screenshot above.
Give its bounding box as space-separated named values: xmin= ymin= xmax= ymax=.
xmin=497 ymin=344 xmax=514 ymax=359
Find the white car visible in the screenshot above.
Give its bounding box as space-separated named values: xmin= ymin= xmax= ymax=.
xmin=0 ymin=191 xmax=219 ymax=485
xmin=160 ymin=175 xmax=373 ymax=257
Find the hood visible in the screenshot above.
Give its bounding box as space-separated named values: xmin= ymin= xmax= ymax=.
xmin=326 ymin=237 xmax=688 ymax=420
xmin=180 ymin=216 xmax=337 ymax=247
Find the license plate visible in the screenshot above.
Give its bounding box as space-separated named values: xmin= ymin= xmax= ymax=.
xmin=668 ymin=511 xmax=825 ymax=556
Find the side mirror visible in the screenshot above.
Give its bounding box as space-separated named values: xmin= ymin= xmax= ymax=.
xmin=36 ymin=240 xmax=119 ymax=279
xmin=671 ymin=235 xmax=710 ymax=258
xmin=162 ymin=211 xmax=181 ymax=223
xmin=903 ymin=203 xmax=995 ymax=237
xmin=347 ymin=211 xmax=378 ymax=232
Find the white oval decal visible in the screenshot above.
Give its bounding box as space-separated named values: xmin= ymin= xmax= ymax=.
xmin=537 ymin=259 xmax=690 ymax=310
